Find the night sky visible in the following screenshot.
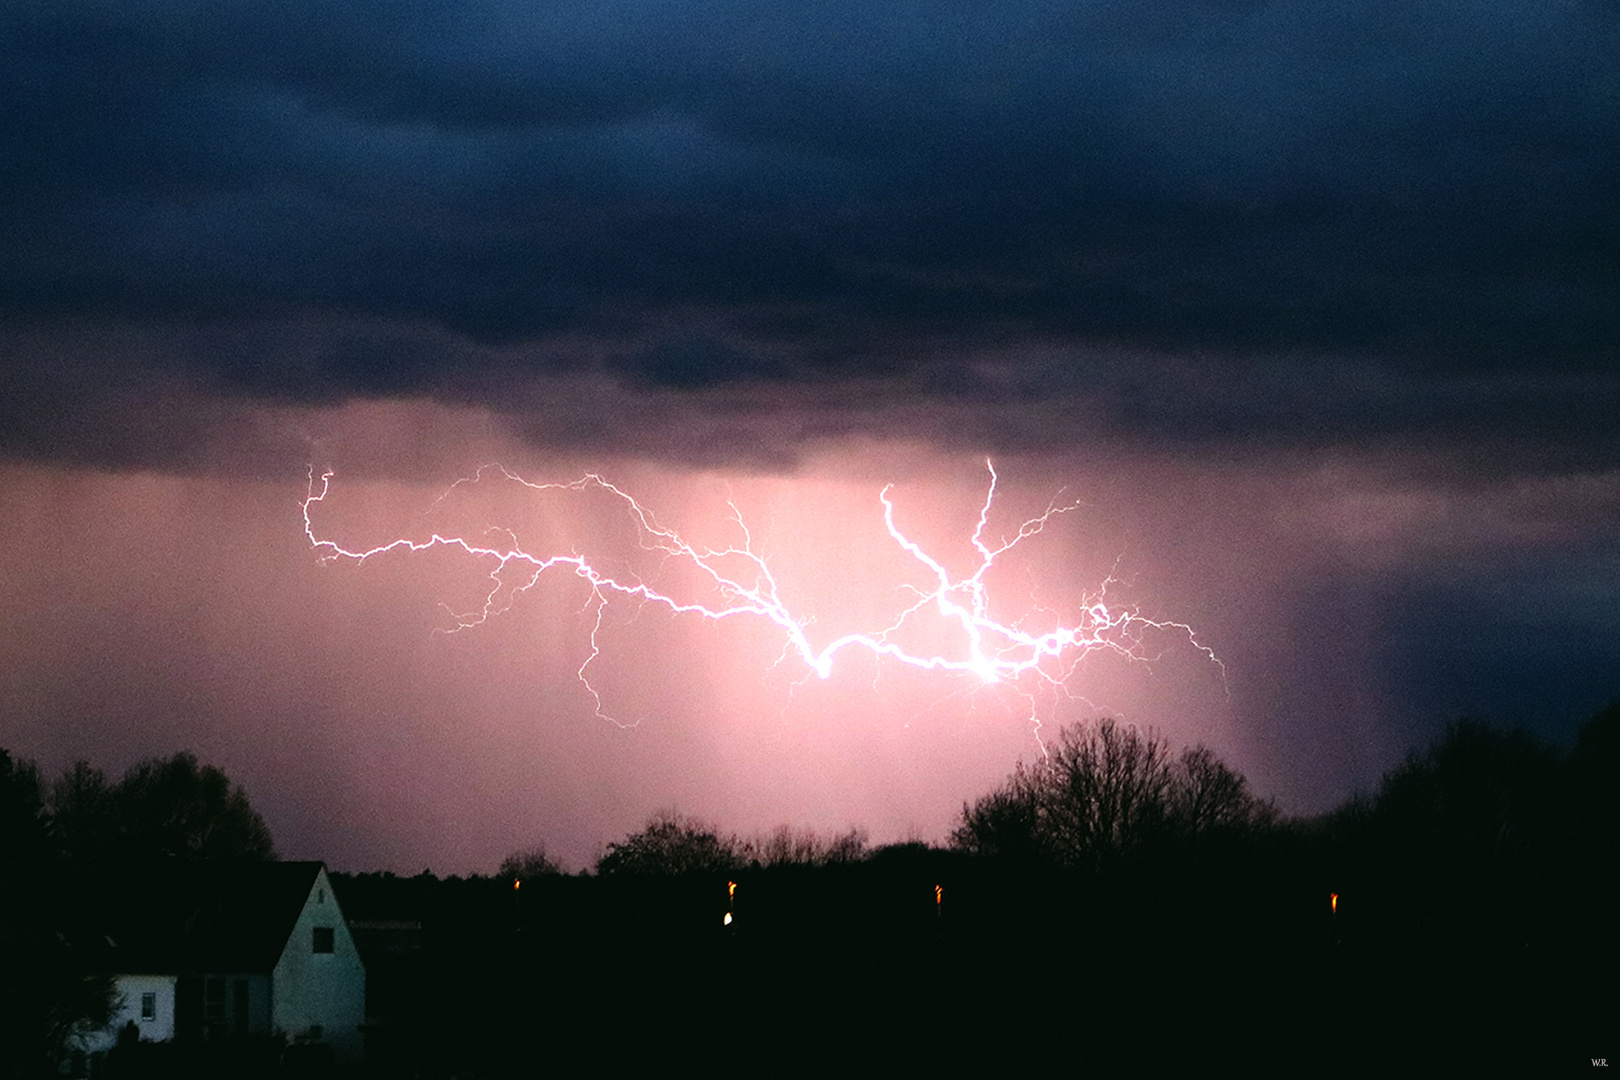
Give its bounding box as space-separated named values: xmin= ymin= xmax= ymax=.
xmin=3 ymin=0 xmax=1617 ymax=875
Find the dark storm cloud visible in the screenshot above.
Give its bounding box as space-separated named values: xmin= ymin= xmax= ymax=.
xmin=4 ymin=0 xmax=1616 ymax=380
xmin=3 ymin=316 xmax=1619 ymax=479
xmin=1372 ymin=557 xmax=1620 ymax=737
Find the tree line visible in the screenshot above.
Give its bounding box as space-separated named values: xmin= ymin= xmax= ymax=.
xmin=568 ymin=704 xmax=1616 ymax=884
xmin=3 ymin=701 xmax=1617 ymax=1073
xmin=9 ymin=705 xmax=1612 ymax=888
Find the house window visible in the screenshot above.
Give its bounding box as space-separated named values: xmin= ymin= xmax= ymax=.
xmin=312 ymin=926 xmax=335 ymax=953
xmin=140 ymin=993 xmax=156 ymax=1021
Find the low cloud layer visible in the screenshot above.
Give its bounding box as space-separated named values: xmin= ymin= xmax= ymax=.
xmin=4 ymin=317 xmax=1618 ymax=481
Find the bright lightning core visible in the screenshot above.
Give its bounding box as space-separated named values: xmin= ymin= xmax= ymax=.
xmin=303 ymin=460 xmax=1219 ymax=740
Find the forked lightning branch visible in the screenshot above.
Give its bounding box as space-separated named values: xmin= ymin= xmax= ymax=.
xmin=302 ymin=461 xmax=1218 ymax=732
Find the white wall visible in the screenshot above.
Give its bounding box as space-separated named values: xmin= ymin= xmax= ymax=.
xmin=271 ymin=866 xmax=366 ymax=1063
xmin=77 ymin=973 xmax=177 ymax=1055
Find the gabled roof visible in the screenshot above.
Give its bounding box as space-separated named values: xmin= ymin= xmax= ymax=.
xmin=182 ymin=861 xmax=324 ymax=973
xmin=86 ymin=867 xmax=194 ymax=975
xmin=70 ymin=860 xmax=329 ymax=976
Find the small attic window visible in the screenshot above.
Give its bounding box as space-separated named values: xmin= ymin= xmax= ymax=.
xmin=313 ymin=927 xmax=335 ymax=953
xmin=317 ymin=887 xmax=326 ymax=904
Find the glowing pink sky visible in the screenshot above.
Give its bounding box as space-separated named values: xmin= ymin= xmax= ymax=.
xmin=6 ymin=398 xmax=1609 ymax=874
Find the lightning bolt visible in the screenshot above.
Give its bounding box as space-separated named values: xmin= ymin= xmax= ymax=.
xmin=303 ymin=460 xmax=1220 ymax=742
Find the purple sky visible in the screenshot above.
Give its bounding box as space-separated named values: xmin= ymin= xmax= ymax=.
xmin=2 ymin=0 xmax=1617 ymax=874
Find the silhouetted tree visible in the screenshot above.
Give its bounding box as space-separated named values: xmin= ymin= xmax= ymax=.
xmin=1045 ymin=719 xmax=1175 ymax=867
xmin=116 ymin=752 xmax=275 ymax=861
xmin=950 ymin=764 xmax=1047 ymax=862
xmin=1172 ymin=745 xmax=1279 ymax=837
xmin=955 ymin=719 xmax=1275 ymax=869
xmin=49 ymin=752 xmax=274 ymax=865
xmin=0 ymin=750 xmax=114 ymax=1077
xmin=1570 ymin=699 xmax=1620 ymax=857
xmin=1373 ymin=720 xmax=1562 ymax=867
xmin=596 ymin=811 xmax=741 ymax=876
xmin=498 ymin=844 xmax=567 ymax=879
xmin=46 ymin=761 xmax=116 ymax=866
xmin=0 ymin=909 xmax=116 ymax=1079
xmin=740 ymin=824 xmax=868 ymax=867
xmin=0 ymin=749 xmax=51 ymax=869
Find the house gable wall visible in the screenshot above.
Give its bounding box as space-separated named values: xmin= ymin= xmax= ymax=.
xmin=271 ymin=866 xmax=365 ymax=1062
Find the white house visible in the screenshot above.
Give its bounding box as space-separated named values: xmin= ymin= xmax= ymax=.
xmin=75 ymin=861 xmax=366 ymax=1068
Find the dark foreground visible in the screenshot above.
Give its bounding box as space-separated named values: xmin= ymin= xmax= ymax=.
xmin=336 ymin=846 xmax=1611 ymax=1075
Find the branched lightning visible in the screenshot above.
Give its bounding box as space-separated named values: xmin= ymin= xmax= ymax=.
xmin=303 ymin=460 xmax=1220 ymax=740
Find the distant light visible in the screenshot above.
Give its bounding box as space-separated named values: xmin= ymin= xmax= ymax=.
xmin=723 ymin=913 xmax=733 ymax=926
xmin=935 ymin=885 xmax=943 ymax=906
xmin=1330 ymin=892 xmax=1337 ymax=915
xmin=514 ymin=879 xmax=521 ymax=891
